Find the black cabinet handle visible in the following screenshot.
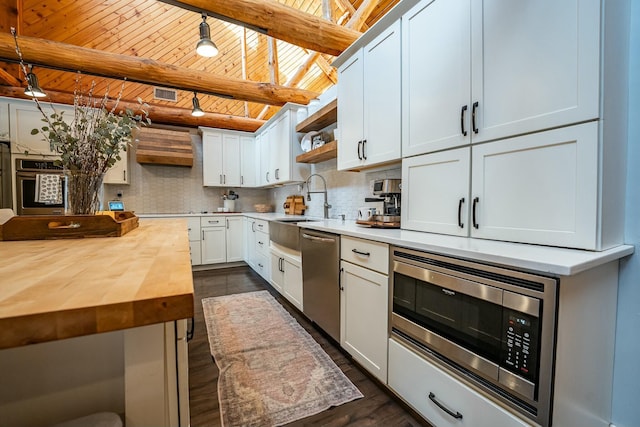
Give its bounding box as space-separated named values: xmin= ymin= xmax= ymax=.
xmin=472 ymin=101 xmax=479 ymax=134
xmin=428 ymin=392 xmax=463 ymax=420
xmin=458 ymin=197 xmax=465 ymax=228
xmin=472 ymin=197 xmax=479 ymax=229
xmin=460 ymin=105 xmax=468 ymax=136
xmin=357 ymin=140 xmax=363 ymax=160
xmin=352 ymin=248 xmax=370 ymax=257
xmin=362 ymin=139 xmax=367 ymax=160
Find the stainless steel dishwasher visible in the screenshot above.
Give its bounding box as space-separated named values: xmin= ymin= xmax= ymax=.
xmin=300 ymin=229 xmax=340 ymax=342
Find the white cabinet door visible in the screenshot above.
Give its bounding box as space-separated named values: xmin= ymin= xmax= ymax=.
xmin=269 ymin=252 xmax=285 ymax=294
xmin=402 ymin=0 xmax=470 ymax=157
xmin=225 ymin=216 xmax=244 ymax=262
xmin=222 ymin=134 xmax=241 ymax=186
xmin=261 ymin=127 xmax=272 ymax=185
xmin=9 ymin=101 xmax=73 ymax=156
xmin=283 ymin=259 xmax=303 ymax=312
xmin=340 ymin=260 xmax=388 ymax=383
xmin=337 ymin=51 xmax=364 ymax=171
xmin=362 ymin=20 xmax=402 ymax=167
xmin=202 ymin=131 xmax=223 ymax=186
xmin=187 ymin=216 xmax=202 ymax=266
xmin=272 ymin=113 xmax=291 ymax=183
xmin=201 ymin=227 xmax=226 ymax=264
xmin=103 ymin=152 xmax=129 ymax=184
xmin=471 ymin=122 xmax=599 ymax=249
xmin=401 ymin=147 xmax=471 ymax=236
xmin=244 ymin=217 xmax=256 ymax=267
xmin=240 ymin=135 xmax=256 ymax=187
xmin=0 ymin=101 xmax=9 ymax=140
xmin=471 ymin=0 xmax=600 ymax=144
xmin=388 ymin=339 xmax=531 ymax=427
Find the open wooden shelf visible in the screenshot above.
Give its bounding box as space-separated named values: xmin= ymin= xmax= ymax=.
xmin=296 ymin=99 xmax=337 ymax=133
xmin=296 ymin=140 xmax=337 ymax=163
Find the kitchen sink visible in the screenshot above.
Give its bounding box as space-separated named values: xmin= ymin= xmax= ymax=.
xmin=270 ymin=218 xmax=315 ymax=251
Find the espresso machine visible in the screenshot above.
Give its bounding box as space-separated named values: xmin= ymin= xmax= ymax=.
xmin=357 ymin=179 xmax=402 ymax=227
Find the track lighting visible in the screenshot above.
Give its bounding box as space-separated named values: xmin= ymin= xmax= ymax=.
xmin=24 ymin=66 xmax=46 ymax=98
xmin=191 ymin=93 xmax=205 ymax=117
xmin=196 ymin=13 xmax=219 ymax=57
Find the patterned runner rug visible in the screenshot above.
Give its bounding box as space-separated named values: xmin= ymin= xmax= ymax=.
xmin=202 ymin=290 xmax=363 ymax=427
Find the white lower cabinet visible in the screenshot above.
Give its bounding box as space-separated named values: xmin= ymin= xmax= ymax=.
xmin=388 ymin=339 xmax=530 ymax=427
xmin=200 ymin=216 xmax=243 ymax=265
xmin=244 ymin=217 xmax=256 ymax=268
xmin=253 ymin=219 xmax=270 ymax=280
xmin=340 ymin=237 xmax=389 ymax=383
xmin=270 ymin=244 xmax=303 ymax=311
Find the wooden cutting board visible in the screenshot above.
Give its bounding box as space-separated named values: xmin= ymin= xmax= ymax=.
xmin=283 ymin=195 xmax=307 ymax=215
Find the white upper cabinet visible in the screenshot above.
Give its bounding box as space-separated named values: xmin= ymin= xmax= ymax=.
xmin=402 ymin=147 xmax=470 ymax=237
xmin=402 ymin=0 xmax=600 ymax=157
xmin=254 ymin=104 xmax=309 ymax=186
xmin=9 ymin=100 xmax=74 ymax=156
xmin=240 ymin=135 xmax=256 ymax=187
xmin=201 ymin=128 xmax=244 ymax=187
xmin=402 ymin=0 xmax=471 ymax=156
xmin=402 ymin=122 xmax=601 ymax=250
xmin=103 ymin=151 xmax=129 ymax=184
xmin=338 ymin=20 xmax=401 ymax=170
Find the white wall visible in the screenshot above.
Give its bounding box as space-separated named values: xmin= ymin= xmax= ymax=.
xmin=612 ymin=1 xmax=640 ymax=425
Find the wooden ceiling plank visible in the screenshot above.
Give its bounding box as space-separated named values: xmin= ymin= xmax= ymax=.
xmin=0 ymin=32 xmax=317 ymax=106
xmin=155 ymin=0 xmax=361 ymax=56
xmin=0 ymin=86 xmax=265 ymax=132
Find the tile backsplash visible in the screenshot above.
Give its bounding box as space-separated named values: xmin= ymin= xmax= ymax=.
xmin=105 ymin=132 xmax=270 ymax=214
xmin=107 ymin=128 xmax=400 ymax=218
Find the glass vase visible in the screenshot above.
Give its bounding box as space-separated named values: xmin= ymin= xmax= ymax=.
xmin=64 ymin=170 xmax=104 ymax=215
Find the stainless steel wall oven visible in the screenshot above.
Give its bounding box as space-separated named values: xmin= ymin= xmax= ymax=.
xmin=390 ymin=246 xmax=558 ymax=426
xmin=16 ymin=158 xmax=66 ymax=215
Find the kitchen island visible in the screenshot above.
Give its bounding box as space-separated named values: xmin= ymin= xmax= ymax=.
xmin=0 ymin=219 xmax=194 ymax=427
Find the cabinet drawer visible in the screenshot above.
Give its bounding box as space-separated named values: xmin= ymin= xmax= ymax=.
xmin=341 ymin=236 xmax=389 ymax=274
xmin=388 ymin=339 xmax=530 ymax=427
xmin=255 ymin=231 xmax=270 ymax=257
xmin=254 ymin=219 xmax=269 ymax=234
xmin=254 ymin=252 xmax=269 ymax=280
xmin=200 ymin=216 xmax=225 ymax=228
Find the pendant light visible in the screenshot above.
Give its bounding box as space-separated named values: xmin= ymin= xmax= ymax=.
xmin=191 ymin=93 xmax=205 ymax=117
xmin=196 ymin=13 xmax=219 ymax=57
xmin=24 ymin=66 xmax=46 ymax=98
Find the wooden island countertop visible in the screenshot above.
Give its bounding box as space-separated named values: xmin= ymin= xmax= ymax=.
xmin=0 ymin=219 xmax=194 ymax=349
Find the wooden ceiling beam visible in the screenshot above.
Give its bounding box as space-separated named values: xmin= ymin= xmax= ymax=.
xmin=156 ymin=0 xmax=361 ymax=56
xmin=0 ymin=32 xmax=318 ymax=106
xmin=0 ymin=86 xmax=266 ymax=132
xmin=0 ymin=67 xmax=20 ymax=86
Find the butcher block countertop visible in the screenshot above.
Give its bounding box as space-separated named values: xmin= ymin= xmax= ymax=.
xmin=0 ymin=219 xmax=194 ymax=349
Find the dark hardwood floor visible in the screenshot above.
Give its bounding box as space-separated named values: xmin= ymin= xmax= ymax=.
xmin=188 ymin=266 xmax=429 ymax=427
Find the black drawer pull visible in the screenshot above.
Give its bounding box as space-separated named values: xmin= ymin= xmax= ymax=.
xmin=460 ymin=105 xmax=468 ymax=136
xmin=352 ymin=248 xmax=370 ymax=257
xmin=428 ymin=392 xmax=463 ymax=420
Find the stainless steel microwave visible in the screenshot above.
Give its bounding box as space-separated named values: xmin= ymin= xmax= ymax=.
xmin=390 ymin=246 xmax=558 ymax=426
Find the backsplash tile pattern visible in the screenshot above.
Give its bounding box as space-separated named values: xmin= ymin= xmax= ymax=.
xmin=105 ymin=132 xmax=270 ymax=214
xmin=105 ymin=128 xmax=400 ymax=218
xmin=270 ymin=159 xmax=401 ymax=220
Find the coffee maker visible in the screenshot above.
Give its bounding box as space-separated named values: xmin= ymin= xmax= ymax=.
xmin=357 ymin=179 xmax=401 ymax=227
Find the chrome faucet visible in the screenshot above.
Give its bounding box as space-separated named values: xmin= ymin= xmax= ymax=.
xmin=305 ymin=173 xmax=331 ymax=219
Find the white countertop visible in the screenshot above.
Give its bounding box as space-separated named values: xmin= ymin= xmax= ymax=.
xmin=297 ymin=219 xmax=634 ymax=276
xmin=137 ymin=212 xmax=634 ymax=276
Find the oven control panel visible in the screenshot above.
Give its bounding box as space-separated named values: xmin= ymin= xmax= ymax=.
xmin=502 ymin=311 xmax=538 ymax=382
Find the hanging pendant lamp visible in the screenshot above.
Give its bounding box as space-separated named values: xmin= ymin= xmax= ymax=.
xmin=191 ymin=93 xmax=205 ymax=117
xmin=24 ymin=67 xmax=47 ymax=98
xmin=196 ymin=13 xmax=219 ymax=57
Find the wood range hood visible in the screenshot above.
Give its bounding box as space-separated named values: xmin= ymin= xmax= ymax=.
xmin=135 ymin=127 xmax=194 ymax=167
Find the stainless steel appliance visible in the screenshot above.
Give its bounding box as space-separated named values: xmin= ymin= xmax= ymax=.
xmin=357 ymin=179 xmax=402 ymax=227
xmin=15 ymin=158 xmax=66 ymax=215
xmin=0 ymin=142 xmax=10 ymax=209
xmin=391 ymin=246 xmax=558 ymax=426
xmin=300 ymin=229 xmax=340 ymax=341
